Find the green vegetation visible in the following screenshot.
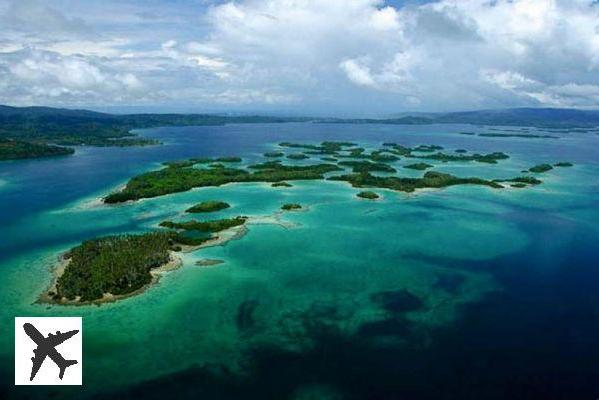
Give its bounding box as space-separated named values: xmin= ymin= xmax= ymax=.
xmin=160 ymin=216 xmax=247 ymax=232
xmin=264 ymin=151 xmax=284 ymax=158
xmin=272 ymin=182 xmax=292 ymax=187
xmin=495 ymin=176 xmax=542 ymax=185
xmin=0 ymin=105 xmax=311 ymax=160
xmin=416 ymin=151 xmax=509 ymax=164
xmin=287 ymin=153 xmax=309 ymax=160
xmin=529 ymin=164 xmax=554 ymax=173
xmin=455 ymin=149 xmax=467 ymax=153
xmin=510 ymin=183 xmax=527 ymax=188
xmin=0 ymin=138 xmax=74 ymax=161
xmin=55 ymin=232 xmax=176 ymax=302
xmin=413 ymin=144 xmax=444 ymax=152
xmin=281 ymin=203 xmax=302 ymax=211
xmin=403 ymin=163 xmax=433 ymax=171
xmin=479 ymin=133 xmax=557 ymax=139
xmin=329 ymin=171 xmax=503 ymax=193
xmin=104 ymin=160 xmax=340 ymax=203
xmin=554 ymin=162 xmax=573 ymax=167
xmin=321 ymin=157 xmax=338 ymax=162
xmin=54 ymin=214 xmax=250 ymax=301
xmin=162 ymin=157 xmax=238 ymax=168
xmin=185 ymin=201 xmax=230 ymax=213
xmin=357 ymin=191 xmax=379 ymax=199
xmin=216 ymin=157 xmax=242 ymax=163
xmin=279 ymin=141 xmax=356 ymax=155
xmin=338 ymin=160 xmax=396 ymax=173
xmin=459 ymin=132 xmax=476 ymax=135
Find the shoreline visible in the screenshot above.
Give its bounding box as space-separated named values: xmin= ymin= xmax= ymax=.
xmin=38 ymin=251 xmax=183 ymax=307
xmin=38 ymin=223 xmax=254 ymax=307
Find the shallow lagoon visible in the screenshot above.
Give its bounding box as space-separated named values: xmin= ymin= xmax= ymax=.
xmin=1 ymin=123 xmax=599 ymax=399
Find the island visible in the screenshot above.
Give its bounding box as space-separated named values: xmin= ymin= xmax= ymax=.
xmin=0 ymin=138 xmax=75 ymax=161
xmin=43 ymin=216 xmax=250 ymax=304
xmin=281 ymin=203 xmax=302 ymax=211
xmin=272 ymin=182 xmax=293 ymax=187
xmin=0 ymin=105 xmax=311 ymax=161
xmin=478 ymin=133 xmax=558 ymax=139
xmin=403 ymin=163 xmax=433 ymax=171
xmin=338 ymin=160 xmax=396 ymax=173
xmin=287 ymin=153 xmax=309 ymax=160
xmin=329 ymin=171 xmax=504 ymax=192
xmin=186 ymin=200 xmax=231 ymax=213
xmin=356 ymin=191 xmax=379 ymax=199
xmin=554 ymin=162 xmax=573 ymax=167
xmin=529 ymin=164 xmax=554 ymax=173
xmin=104 ymin=160 xmax=340 ymax=203
xmin=415 ymin=151 xmax=510 ymax=164
xmin=160 ymin=216 xmax=247 ymax=233
xmin=215 ymin=157 xmax=242 ymax=163
xmin=48 ymin=232 xmax=178 ymax=303
xmin=494 ymin=176 xmax=542 ymax=186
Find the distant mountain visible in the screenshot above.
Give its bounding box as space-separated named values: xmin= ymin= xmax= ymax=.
xmin=435 ymin=108 xmax=599 ymax=128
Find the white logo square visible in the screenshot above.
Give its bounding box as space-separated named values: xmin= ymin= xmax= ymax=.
xmin=15 ymin=317 xmax=82 ymax=386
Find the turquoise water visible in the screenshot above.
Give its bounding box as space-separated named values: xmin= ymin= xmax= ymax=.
xmin=1 ymin=123 xmax=599 ymax=399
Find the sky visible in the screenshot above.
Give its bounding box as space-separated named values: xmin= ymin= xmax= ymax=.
xmin=0 ymin=0 xmax=598 ymax=116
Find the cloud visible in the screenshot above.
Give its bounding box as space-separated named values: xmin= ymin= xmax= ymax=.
xmin=0 ymin=0 xmax=598 ymax=114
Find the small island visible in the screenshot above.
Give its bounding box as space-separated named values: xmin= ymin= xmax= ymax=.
xmin=287 ymin=153 xmax=309 ymax=160
xmin=495 ymin=176 xmax=542 ymax=186
xmin=529 ymin=164 xmax=553 ymax=173
xmin=272 ymin=182 xmax=292 ymax=187
xmin=330 ymin=171 xmax=504 ymax=192
xmin=403 ymin=163 xmax=433 ymax=171
xmin=216 ymin=156 xmax=242 ymax=163
xmin=186 ymin=200 xmax=230 ymax=213
xmin=48 ymin=232 xmax=179 ymax=303
xmin=281 ymin=203 xmax=302 ymax=211
xmin=104 ymin=160 xmax=340 ymax=203
xmin=338 ymin=160 xmax=396 ymax=173
xmin=357 ymin=191 xmax=379 ymax=199
xmin=479 ymin=133 xmax=557 ymax=139
xmin=554 ymin=162 xmax=573 ymax=167
xmin=44 ymin=217 xmax=249 ymax=304
xmin=0 ymin=138 xmax=74 ymax=161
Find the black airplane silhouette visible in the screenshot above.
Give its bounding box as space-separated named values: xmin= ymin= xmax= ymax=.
xmin=23 ymin=322 xmax=79 ymax=381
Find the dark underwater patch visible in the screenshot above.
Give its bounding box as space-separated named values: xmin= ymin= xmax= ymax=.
xmin=433 ymin=272 xmax=465 ymax=294
xmin=370 ymin=289 xmax=424 ymax=313
xmin=236 ymin=299 xmax=259 ymax=332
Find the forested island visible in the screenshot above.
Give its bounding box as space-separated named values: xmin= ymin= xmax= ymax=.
xmin=50 ymin=232 xmax=177 ymax=303
xmin=0 ymin=105 xmax=307 ymax=161
xmin=404 ymin=163 xmax=433 ymax=170
xmin=330 ymin=171 xmax=504 ymax=192
xmin=104 ymin=159 xmax=340 ymax=203
xmin=281 ymin=203 xmax=302 ymax=210
xmin=186 ymin=201 xmax=231 ymax=213
xmin=46 ymin=216 xmax=249 ymax=304
xmin=0 ymin=138 xmax=74 ymax=161
xmin=357 ymin=191 xmax=379 ymax=199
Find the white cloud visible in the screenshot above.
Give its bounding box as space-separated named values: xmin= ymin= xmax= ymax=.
xmin=1 ymin=0 xmax=599 ymax=113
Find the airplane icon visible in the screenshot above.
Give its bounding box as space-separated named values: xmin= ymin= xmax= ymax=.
xmin=23 ymin=322 xmax=79 ymax=381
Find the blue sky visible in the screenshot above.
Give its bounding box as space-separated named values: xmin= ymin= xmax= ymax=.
xmin=1 ymin=0 xmax=598 ymax=116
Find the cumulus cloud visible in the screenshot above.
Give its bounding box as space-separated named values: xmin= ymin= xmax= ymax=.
xmin=0 ymin=0 xmax=598 ymax=113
